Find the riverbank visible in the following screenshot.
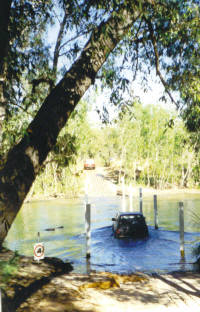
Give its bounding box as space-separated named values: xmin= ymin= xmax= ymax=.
xmin=25 ymin=166 xmax=200 ymax=202
xmin=1 ymin=247 xmax=200 ymax=312
xmin=3 ymin=167 xmax=200 ymax=310
xmin=21 ymin=270 xmax=200 ymax=312
xmin=0 ymin=247 xmax=73 ymax=312
xmin=25 ymin=188 xmax=200 ymax=205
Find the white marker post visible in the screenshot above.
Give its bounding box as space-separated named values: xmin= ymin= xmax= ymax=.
xmin=154 ymin=195 xmax=158 ymax=229
xmin=122 ymin=176 xmax=126 ymax=211
xmin=179 ymin=202 xmax=185 ymax=259
xmin=85 ymin=177 xmax=89 ymax=205
xmin=85 ymin=203 xmax=91 ymax=259
xmin=129 ymin=185 xmax=133 ymax=212
xmin=139 ymin=188 xmax=143 ymax=214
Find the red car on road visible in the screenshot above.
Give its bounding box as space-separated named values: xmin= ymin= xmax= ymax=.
xmin=84 ymin=159 xmax=95 ymax=170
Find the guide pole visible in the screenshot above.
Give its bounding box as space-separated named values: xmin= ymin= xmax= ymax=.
xmin=129 ymin=185 xmax=133 ymax=212
xmin=122 ymin=176 xmax=126 ymax=211
xmin=85 ymin=203 xmax=91 ymax=259
xmin=139 ymin=188 xmax=143 ymax=214
xmin=85 ymin=178 xmax=89 ymax=205
xmin=154 ymin=195 xmax=158 ymax=229
xmin=86 ymin=257 xmax=91 ymax=275
xmin=37 ymin=231 xmax=40 ymax=242
xmin=179 ymin=202 xmax=185 ymax=259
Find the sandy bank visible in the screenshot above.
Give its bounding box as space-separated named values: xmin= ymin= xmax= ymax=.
xmin=13 ymin=270 xmax=200 ymax=312
xmin=1 ymin=248 xmax=200 ymax=312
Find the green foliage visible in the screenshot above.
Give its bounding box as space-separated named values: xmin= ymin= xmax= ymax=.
xmin=32 ymin=98 xmax=200 ymax=192
xmin=0 ymin=252 xmax=19 ymax=286
xmin=98 ymin=0 xmax=199 ymax=109
xmin=182 ymin=79 xmax=200 ymax=132
xmin=5 ymin=0 xmax=54 ymax=116
xmin=0 ymin=111 xmax=31 ymax=168
xmin=2 ymin=89 xmax=200 ymax=196
xmin=1 ymin=0 xmax=199 ymax=197
xmin=3 ymin=0 xmax=199 ymax=120
xmin=28 ymin=100 xmax=95 ymax=198
xmin=101 ymin=100 xmax=199 ymax=189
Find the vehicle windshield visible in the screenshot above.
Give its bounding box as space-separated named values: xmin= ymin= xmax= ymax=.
xmin=120 ymin=215 xmax=143 ymax=220
xmin=118 ymin=215 xmax=143 ymax=225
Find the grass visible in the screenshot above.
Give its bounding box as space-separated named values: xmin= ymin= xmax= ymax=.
xmin=0 ymin=251 xmax=19 ymax=286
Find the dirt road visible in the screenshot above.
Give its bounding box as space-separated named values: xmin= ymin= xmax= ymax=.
xmin=16 ymin=270 xmax=200 ymax=311
xmin=84 ymin=167 xmax=117 ymax=197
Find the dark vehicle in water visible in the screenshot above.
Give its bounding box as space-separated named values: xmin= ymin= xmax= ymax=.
xmin=112 ymin=212 xmax=149 ymax=239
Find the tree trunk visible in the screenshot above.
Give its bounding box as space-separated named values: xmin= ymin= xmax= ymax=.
xmin=52 ymin=162 xmax=58 ymax=194
xmin=53 ymin=12 xmax=68 ymax=76
xmin=147 ymin=159 xmax=150 ymax=187
xmin=0 ymin=1 xmax=148 ymax=245
xmin=0 ymin=0 xmax=12 ymax=142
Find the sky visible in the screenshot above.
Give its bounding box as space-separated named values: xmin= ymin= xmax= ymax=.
xmin=87 ymin=74 xmax=178 ymax=125
xmin=47 ymin=6 xmax=178 ymax=125
xmin=132 ymin=78 xmax=177 ymax=109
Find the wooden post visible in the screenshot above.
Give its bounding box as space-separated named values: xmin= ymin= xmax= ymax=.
xmin=122 ymin=176 xmax=126 ymax=211
xmin=154 ymin=195 xmax=158 ymax=229
xmin=139 ymin=188 xmax=143 ymax=214
xmin=129 ymin=185 xmax=133 ymax=212
xmin=85 ymin=203 xmax=91 ymax=259
xmin=179 ymin=202 xmax=185 ymax=259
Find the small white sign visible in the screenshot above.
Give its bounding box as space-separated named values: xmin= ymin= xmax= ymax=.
xmin=34 ymin=242 xmax=44 ymax=261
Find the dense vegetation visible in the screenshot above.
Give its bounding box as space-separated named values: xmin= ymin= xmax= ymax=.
xmin=30 ymin=100 xmax=200 ymax=194
xmin=0 ymin=0 xmax=199 ymax=244
xmin=2 ymin=97 xmax=199 ymax=199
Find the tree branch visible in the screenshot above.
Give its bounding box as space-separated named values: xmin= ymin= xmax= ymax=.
xmin=0 ymin=0 xmax=155 ymax=245
xmin=31 ymin=78 xmax=54 ymax=94
xmin=146 ymin=19 xmax=178 ymax=108
xmin=59 ymin=28 xmax=93 ymax=53
xmin=53 ymin=11 xmax=68 ymax=74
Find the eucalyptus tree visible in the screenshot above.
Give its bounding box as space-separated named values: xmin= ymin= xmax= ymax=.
xmin=111 ymin=101 xmax=195 ymax=188
xmin=31 ymin=100 xmax=94 ymax=197
xmin=0 ymin=0 xmax=199 ymax=245
xmin=0 ymin=0 xmax=54 ymax=130
xmin=0 ymin=1 xmax=11 ymax=139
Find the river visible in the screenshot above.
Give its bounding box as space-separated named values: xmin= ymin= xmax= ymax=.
xmin=4 ymin=190 xmax=200 ymax=274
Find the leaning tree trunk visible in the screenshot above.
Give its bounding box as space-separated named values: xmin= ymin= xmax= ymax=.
xmin=0 ymin=0 xmax=154 ymax=245
xmin=0 ymin=0 xmax=12 ymax=143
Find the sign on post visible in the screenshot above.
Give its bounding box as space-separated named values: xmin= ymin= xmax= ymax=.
xmin=34 ymin=242 xmax=45 ymax=262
